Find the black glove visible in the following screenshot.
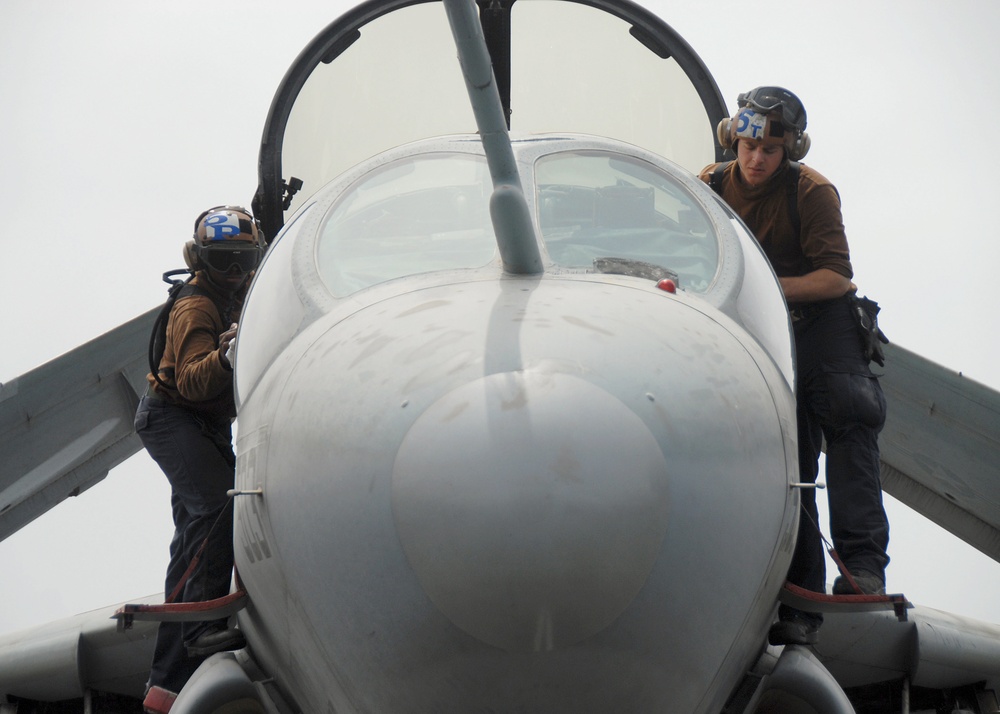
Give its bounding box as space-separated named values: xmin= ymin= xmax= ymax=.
xmin=848 ymin=293 xmax=889 ymax=367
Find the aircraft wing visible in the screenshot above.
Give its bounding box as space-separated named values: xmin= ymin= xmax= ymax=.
xmin=3 ymin=311 xmax=998 ymax=562
xmin=0 ymin=308 xmax=155 ymax=542
xmin=877 ymin=341 xmax=1000 ymax=563
xmin=820 ymin=604 xmax=1000 ymax=690
xmin=0 ymin=597 xmax=158 ymax=702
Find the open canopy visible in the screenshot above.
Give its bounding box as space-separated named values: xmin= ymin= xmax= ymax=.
xmin=253 ymin=0 xmax=728 ymax=242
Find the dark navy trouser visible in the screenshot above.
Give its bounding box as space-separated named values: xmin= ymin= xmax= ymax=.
xmin=134 ymin=395 xmax=235 ymax=692
xmin=781 ymin=296 xmax=889 ymax=622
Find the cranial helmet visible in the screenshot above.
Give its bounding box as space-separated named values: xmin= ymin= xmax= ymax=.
xmin=184 ymin=205 xmax=264 ymax=274
xmin=716 ymin=86 xmax=811 ymax=161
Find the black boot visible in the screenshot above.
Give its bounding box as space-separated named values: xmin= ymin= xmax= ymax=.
xmin=186 ymin=627 xmax=247 ymax=657
xmin=768 ymin=611 xmax=821 ymax=646
xmin=832 ymin=570 xmax=885 ymax=595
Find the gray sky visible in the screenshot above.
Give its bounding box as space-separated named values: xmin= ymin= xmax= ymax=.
xmin=1 ymin=0 xmax=998 ymax=636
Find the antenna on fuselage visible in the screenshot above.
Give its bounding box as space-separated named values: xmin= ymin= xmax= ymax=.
xmin=442 ymin=0 xmax=543 ymax=276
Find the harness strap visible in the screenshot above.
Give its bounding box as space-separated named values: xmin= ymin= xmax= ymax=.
xmin=166 ymin=495 xmax=235 ymax=604
xmin=153 ymin=281 xmax=234 ymax=387
xmin=799 ymin=502 xmax=866 ymax=595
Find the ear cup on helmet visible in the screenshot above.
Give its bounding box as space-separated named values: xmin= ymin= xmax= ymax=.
xmin=788 ymin=131 xmax=811 ymax=161
xmin=183 ymin=240 xmax=202 ymax=271
xmin=716 ymin=118 xmax=733 ymax=149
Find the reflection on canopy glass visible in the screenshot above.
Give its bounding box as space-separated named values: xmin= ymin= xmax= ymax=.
xmin=535 ymin=151 xmax=718 ymax=291
xmin=316 ymin=153 xmax=497 ymax=296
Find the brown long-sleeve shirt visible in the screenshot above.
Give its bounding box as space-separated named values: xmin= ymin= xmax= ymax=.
xmin=148 ymin=273 xmax=245 ymax=417
xmin=699 ymin=160 xmax=853 ymax=281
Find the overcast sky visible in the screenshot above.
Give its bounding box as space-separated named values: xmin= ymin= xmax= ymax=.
xmin=1 ymin=0 xmax=998 ymax=637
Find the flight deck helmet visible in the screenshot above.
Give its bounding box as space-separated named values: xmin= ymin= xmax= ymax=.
xmin=716 ymin=86 xmax=811 ymax=160
xmin=185 ymin=205 xmax=265 ymax=274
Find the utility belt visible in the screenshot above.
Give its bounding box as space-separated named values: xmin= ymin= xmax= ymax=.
xmin=139 ymin=388 xmax=236 ymax=462
xmin=788 ymin=296 xmax=843 ymax=323
xmin=142 ymin=387 xmax=234 ymax=418
xmin=788 ymin=293 xmax=889 ymax=367
xmin=788 ymin=302 xmax=824 ymax=323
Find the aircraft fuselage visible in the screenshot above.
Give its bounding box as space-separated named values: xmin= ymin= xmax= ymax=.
xmin=230 ymin=134 xmax=799 ymax=712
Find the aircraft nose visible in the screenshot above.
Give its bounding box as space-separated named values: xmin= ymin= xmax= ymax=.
xmin=391 ymin=370 xmax=670 ymax=653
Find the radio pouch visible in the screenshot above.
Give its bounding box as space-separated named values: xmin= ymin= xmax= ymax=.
xmin=848 ymin=293 xmax=889 ymax=367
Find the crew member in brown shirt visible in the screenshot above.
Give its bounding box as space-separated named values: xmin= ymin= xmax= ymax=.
xmin=701 ymin=87 xmax=889 ymax=647
xmin=135 ymin=205 xmax=264 ymax=712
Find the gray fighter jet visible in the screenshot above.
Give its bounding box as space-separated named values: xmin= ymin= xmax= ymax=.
xmin=1 ymin=0 xmax=999 ymax=712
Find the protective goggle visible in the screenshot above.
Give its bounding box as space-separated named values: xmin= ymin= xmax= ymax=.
xmin=737 ymin=86 xmax=806 ymax=133
xmin=200 ymin=245 xmax=261 ymax=274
